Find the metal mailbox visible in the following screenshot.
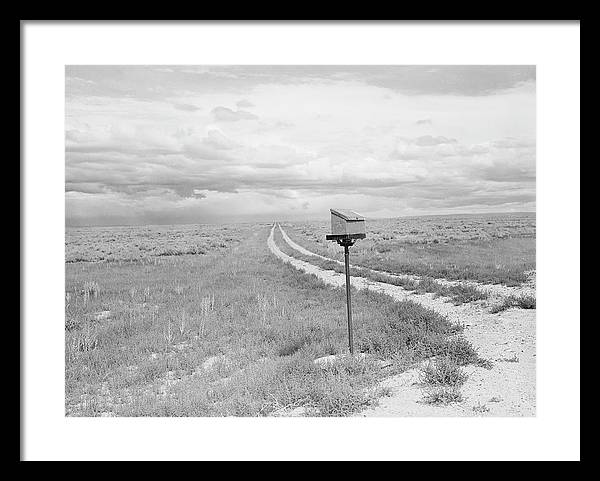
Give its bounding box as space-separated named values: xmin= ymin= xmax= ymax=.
xmin=325 ymin=208 xmax=366 ymax=355
xmin=329 ymin=208 xmax=366 ymax=238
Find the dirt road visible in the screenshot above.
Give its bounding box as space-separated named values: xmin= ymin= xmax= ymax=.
xmin=278 ymin=224 xmax=536 ymax=301
xmin=268 ymin=224 xmax=536 ymax=416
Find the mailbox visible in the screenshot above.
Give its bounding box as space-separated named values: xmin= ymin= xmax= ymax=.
xmin=329 ymin=208 xmax=366 ymax=237
xmin=325 ymin=208 xmax=366 ymax=355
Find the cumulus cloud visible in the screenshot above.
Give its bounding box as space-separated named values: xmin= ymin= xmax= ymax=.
xmin=236 ymin=99 xmax=254 ymax=108
xmin=181 ymin=130 xmax=240 ymax=160
xmin=416 ymin=118 xmax=432 ymax=125
xmin=211 ymin=106 xmax=258 ymax=122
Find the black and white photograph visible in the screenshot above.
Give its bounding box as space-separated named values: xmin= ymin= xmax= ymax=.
xmin=22 ymin=22 xmax=580 ymax=461
xmin=64 ymin=65 xmax=537 ymax=417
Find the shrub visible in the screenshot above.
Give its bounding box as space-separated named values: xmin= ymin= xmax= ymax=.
xmin=515 ymin=295 xmax=536 ymax=309
xmin=420 ymin=357 xmax=468 ymax=387
xmin=277 ymin=335 xmax=312 ymax=357
xmin=436 ymin=337 xmax=474 ymax=364
xmin=421 ymin=386 xmax=463 ymax=405
xmin=446 ymin=285 xmax=488 ymax=305
xmin=310 ymin=376 xmax=375 ymax=416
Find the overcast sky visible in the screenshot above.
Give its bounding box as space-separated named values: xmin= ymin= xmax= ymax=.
xmin=65 ymin=65 xmax=535 ymax=226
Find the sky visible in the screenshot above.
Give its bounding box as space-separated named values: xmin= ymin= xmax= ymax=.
xmin=65 ymin=65 xmax=536 ymax=226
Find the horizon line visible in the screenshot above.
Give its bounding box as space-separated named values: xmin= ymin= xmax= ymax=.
xmin=65 ymin=210 xmax=536 ymax=229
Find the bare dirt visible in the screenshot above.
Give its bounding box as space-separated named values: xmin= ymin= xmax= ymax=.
xmin=268 ymin=224 xmax=536 ymax=417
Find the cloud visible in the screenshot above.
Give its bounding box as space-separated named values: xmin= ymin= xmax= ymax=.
xmin=65 ymin=65 xmax=536 ymax=103
xmin=65 ymin=66 xmax=536 ymax=224
xmin=211 ymin=106 xmax=258 ymax=122
xmin=182 ymin=141 xmax=233 ymax=161
xmin=414 ymin=135 xmax=457 ymax=147
xmin=236 ymin=99 xmax=254 ymax=108
xmin=355 ymin=65 xmax=536 ymax=96
xmin=491 ymin=138 xmax=536 ymax=149
xmin=173 ymin=103 xmax=201 ymax=112
xmin=73 ymin=131 xmax=529 ymax=203
xmin=65 ymin=182 xmax=107 ymax=194
xmin=66 ymin=125 xmax=535 ymax=215
xmin=389 ymin=136 xmax=460 ymax=160
xmin=203 ymin=130 xmax=238 ymax=150
xmin=181 ymin=130 xmax=239 ymax=160
xmin=478 ymin=164 xmax=536 ymax=183
xmin=457 ymin=144 xmax=490 ymax=156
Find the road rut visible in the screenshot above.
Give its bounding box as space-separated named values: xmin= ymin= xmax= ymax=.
xmin=268 ymin=224 xmax=536 ymax=416
xmin=277 ymin=224 xmax=536 ymax=301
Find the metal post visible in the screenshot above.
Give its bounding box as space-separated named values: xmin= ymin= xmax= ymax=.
xmin=344 ymin=243 xmax=354 ymax=355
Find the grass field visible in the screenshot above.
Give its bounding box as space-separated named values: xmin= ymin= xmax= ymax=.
xmin=66 ymin=223 xmax=247 ymax=263
xmin=65 ymin=223 xmax=485 ymax=417
xmin=273 ymin=227 xmax=489 ymax=306
xmin=281 ymin=212 xmax=536 ymax=286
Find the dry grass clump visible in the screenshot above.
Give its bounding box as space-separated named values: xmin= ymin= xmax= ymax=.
xmin=418 ymin=356 xmax=468 ymax=406
xmin=83 ymin=281 xmax=100 ymax=303
xmin=490 ymin=294 xmax=536 ymax=313
xmin=420 ymin=357 xmax=468 ymax=387
xmin=418 ymin=355 xmax=468 ymax=407
xmin=421 ymin=386 xmax=464 ymax=405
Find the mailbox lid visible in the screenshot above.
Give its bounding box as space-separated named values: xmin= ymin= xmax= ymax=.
xmin=330 ymin=208 xmax=365 ymax=221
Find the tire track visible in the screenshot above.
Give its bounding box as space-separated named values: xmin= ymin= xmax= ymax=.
xmin=277 ymin=223 xmax=536 ymax=301
xmin=268 ymin=224 xmax=536 ymax=417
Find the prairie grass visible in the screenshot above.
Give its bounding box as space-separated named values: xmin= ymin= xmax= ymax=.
xmin=66 ymin=223 xmax=246 ymax=263
xmin=66 ymin=224 xmax=479 ymax=417
xmin=274 ymin=229 xmax=488 ymax=306
xmin=282 ymin=212 xmax=535 ymax=286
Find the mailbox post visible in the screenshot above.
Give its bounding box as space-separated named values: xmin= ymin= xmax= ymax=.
xmin=326 ymin=209 xmax=366 ymax=355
